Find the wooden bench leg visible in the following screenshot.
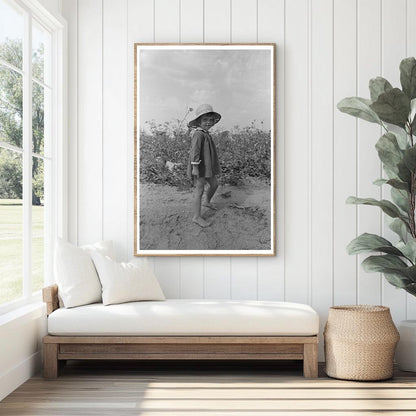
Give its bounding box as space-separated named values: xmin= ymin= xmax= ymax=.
xmin=44 ymin=343 xmax=59 ymax=379
xmin=303 ymin=343 xmax=318 ymax=379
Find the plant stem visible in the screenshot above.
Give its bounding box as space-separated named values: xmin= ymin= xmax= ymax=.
xmin=178 ymin=108 xmax=192 ymax=129
xmin=409 ymin=123 xmax=416 ymax=238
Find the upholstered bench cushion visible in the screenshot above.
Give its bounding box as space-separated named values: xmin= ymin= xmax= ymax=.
xmin=47 ymin=299 xmax=319 ymax=336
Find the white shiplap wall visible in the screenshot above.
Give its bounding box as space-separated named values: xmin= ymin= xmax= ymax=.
xmin=61 ymin=0 xmax=416 ymax=357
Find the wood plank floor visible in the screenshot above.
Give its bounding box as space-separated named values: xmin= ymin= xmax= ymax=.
xmin=1 ymin=360 xmax=416 ymax=415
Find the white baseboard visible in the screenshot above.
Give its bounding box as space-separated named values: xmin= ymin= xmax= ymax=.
xmin=0 ymin=351 xmax=42 ymax=401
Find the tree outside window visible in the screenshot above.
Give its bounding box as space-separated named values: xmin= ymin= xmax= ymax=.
xmin=0 ymin=0 xmax=52 ymax=306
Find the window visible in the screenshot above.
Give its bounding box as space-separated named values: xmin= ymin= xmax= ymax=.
xmin=0 ymin=0 xmax=66 ymax=312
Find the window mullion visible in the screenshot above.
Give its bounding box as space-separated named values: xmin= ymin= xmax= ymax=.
xmin=0 ymin=58 xmax=25 ymax=77
xmin=22 ymin=10 xmax=32 ymax=298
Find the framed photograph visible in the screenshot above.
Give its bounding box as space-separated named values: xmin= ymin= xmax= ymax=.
xmin=134 ymin=43 xmax=275 ymax=256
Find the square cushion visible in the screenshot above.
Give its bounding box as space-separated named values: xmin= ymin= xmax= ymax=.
xmin=55 ymin=239 xmax=114 ymax=308
xmin=90 ymin=252 xmax=165 ymax=306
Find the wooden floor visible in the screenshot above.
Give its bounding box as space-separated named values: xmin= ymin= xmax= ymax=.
xmin=1 ymin=360 xmax=416 ymax=415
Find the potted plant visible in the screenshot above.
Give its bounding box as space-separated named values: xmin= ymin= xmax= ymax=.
xmin=337 ymin=57 xmax=416 ymax=371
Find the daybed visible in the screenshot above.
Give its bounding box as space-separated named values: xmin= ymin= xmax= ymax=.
xmin=42 ymin=284 xmax=320 ymax=379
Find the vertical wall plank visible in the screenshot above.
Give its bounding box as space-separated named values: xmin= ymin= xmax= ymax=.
xmin=205 ymin=0 xmax=231 ymax=42
xmin=154 ymin=258 xmax=181 ymax=298
xmin=310 ymin=0 xmax=333 ymax=359
xmin=333 ymin=0 xmax=357 ymax=305
xmin=231 ymin=0 xmax=257 ymax=42
xmin=77 ymin=0 xmax=103 ymax=245
xmin=231 ymin=258 xmax=258 ymax=299
xmin=258 ymin=256 xmax=283 ymax=300
xmin=205 ymin=258 xmax=231 ymax=298
xmin=407 ymin=0 xmax=416 ymax=319
xmin=179 ymin=0 xmax=205 ymax=298
xmin=61 ymin=0 xmax=77 ymax=245
xmin=257 ymin=0 xmax=285 ymax=301
xmin=203 ymin=0 xmax=232 ymax=298
xmin=152 ymin=0 xmax=181 ymax=297
xmin=382 ymin=0 xmax=406 ymax=88
xmin=180 ymin=0 xmax=203 ymax=43
xmin=284 ymin=0 xmax=309 ymax=304
xmin=407 ymin=0 xmax=416 ymax=60
xmin=356 ymin=0 xmax=382 ymax=305
xmin=180 ymin=258 xmax=204 ymax=298
xmin=127 ymin=0 xmax=154 ymax=42
xmin=381 ymin=0 xmax=407 ymax=323
xmin=127 ymin=0 xmax=154 ymax=261
xmin=229 ymin=0 xmax=259 ymax=300
xmin=103 ymin=0 xmax=128 ymax=260
xmin=155 ymin=0 xmax=180 ymax=42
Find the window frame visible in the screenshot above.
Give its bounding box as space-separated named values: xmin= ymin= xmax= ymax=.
xmin=0 ymin=0 xmax=67 ymax=315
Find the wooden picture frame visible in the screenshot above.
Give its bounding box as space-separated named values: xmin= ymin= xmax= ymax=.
xmin=134 ymin=43 xmax=276 ymax=256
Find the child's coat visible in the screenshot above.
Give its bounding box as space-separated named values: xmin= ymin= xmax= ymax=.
xmin=187 ymin=127 xmax=220 ymax=178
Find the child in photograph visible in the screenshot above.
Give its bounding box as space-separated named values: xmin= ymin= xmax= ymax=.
xmin=187 ymin=104 xmax=221 ymax=228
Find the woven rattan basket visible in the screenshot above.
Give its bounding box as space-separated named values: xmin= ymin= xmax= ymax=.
xmin=324 ymin=305 xmax=399 ymax=381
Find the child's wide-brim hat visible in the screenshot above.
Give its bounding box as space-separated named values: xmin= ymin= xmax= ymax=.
xmin=188 ymin=104 xmax=221 ymax=128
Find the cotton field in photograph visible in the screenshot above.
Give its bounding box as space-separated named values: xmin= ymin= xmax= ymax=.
xmin=139 ymin=120 xmax=271 ymax=188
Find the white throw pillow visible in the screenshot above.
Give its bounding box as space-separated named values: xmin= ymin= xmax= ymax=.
xmin=54 ymin=239 xmax=114 ymax=308
xmin=90 ymin=252 xmax=165 ymax=306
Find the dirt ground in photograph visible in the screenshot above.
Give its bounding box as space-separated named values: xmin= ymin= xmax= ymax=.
xmin=139 ymin=179 xmax=271 ymax=251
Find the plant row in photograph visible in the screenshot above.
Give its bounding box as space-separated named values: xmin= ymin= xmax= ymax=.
xmin=139 ymin=121 xmax=271 ymax=187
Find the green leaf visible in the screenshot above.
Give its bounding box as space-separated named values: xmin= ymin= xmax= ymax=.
xmin=404 ymin=283 xmax=416 ymax=296
xmin=383 ymin=272 xmax=412 ymax=288
xmin=384 ymin=166 xmax=400 ymax=180
xmin=411 ymin=99 xmax=416 ymax=133
xmin=372 ymin=178 xmax=409 ymax=192
xmin=347 ymin=233 xmax=404 ymax=256
xmin=389 ymin=217 xmax=410 ymax=241
xmin=400 ymin=57 xmax=416 ymax=100
xmin=375 ymin=132 xmax=404 ymax=173
xmin=370 ymin=88 xmax=410 ymax=128
xmin=394 ymin=130 xmax=409 ymax=150
xmin=337 ymin=97 xmax=382 ymax=125
xmin=373 ymin=178 xmax=388 ymax=186
xmin=346 ymin=196 xmax=405 ymax=219
xmin=398 ymin=161 xmax=412 ymax=185
xmin=403 ymin=265 xmax=416 ymax=282
xmin=372 ymin=178 xmax=410 ymax=191
xmin=386 ymin=179 xmax=410 ymax=191
xmin=362 ymin=254 xmax=408 ymax=272
xmin=397 ymin=240 xmax=416 ymax=264
xmin=403 ymin=146 xmax=416 ymax=172
xmin=369 ymin=77 xmax=393 ymax=102
xmin=391 ymin=187 xmax=409 ymax=213
xmin=361 ymin=255 xmax=416 ymax=287
xmin=410 ymin=98 xmax=416 ymax=125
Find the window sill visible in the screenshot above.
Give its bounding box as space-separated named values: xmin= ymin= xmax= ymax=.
xmin=0 ymin=299 xmax=45 ymax=327
xmin=0 ymin=291 xmax=42 ymax=315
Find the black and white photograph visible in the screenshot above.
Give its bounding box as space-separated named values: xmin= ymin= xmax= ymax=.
xmin=134 ymin=44 xmax=275 ymax=256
